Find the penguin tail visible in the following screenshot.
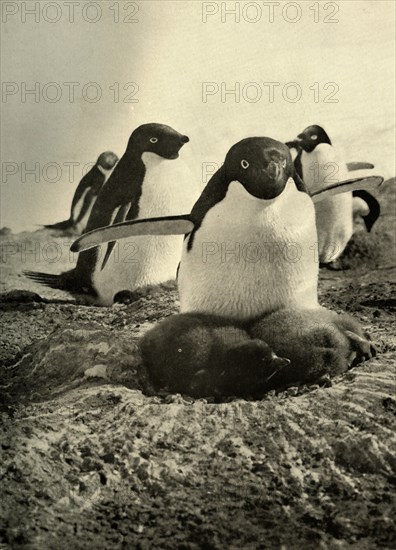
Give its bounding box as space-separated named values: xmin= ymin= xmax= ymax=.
xmin=43 ymin=219 xmax=74 ymax=231
xmin=352 ymin=190 xmax=381 ymax=232
xmin=23 ymin=271 xmax=65 ymax=290
xmin=23 ymin=269 xmax=95 ymax=298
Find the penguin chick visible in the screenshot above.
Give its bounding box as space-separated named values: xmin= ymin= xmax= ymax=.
xmin=139 ymin=313 xmax=290 ymax=398
xmin=248 ymin=307 xmax=376 ymax=387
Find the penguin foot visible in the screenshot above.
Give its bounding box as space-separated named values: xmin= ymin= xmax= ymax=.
xmin=316 ymin=374 xmax=332 ymax=387
xmin=344 ymin=330 xmax=376 ymax=366
xmin=113 ymin=290 xmax=140 ymax=305
xmin=248 ymin=307 xmax=377 ymax=387
xmin=114 ymin=282 xmax=177 ymax=305
xmin=320 ymin=259 xmax=348 ymax=271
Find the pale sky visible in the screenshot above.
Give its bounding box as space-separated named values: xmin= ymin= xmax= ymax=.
xmin=1 ymin=0 xmax=395 ymax=231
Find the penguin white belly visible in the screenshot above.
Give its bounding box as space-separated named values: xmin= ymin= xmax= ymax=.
xmin=301 ymin=145 xmax=352 ymax=262
xmin=92 ymin=155 xmax=197 ymax=305
xmin=74 ymin=195 xmax=96 ymax=233
xmin=74 ymin=167 xmax=113 ymax=232
xmin=315 ymin=194 xmax=353 ymax=263
xmin=71 ymin=187 xmax=90 ymax=224
xmin=178 ymin=179 xmax=319 ymax=321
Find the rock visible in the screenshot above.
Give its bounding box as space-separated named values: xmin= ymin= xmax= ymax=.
xmin=0 ymin=226 xmax=12 ymax=236
xmin=0 ymin=290 xmax=46 ymax=303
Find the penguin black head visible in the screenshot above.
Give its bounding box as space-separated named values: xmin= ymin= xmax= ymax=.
xmin=96 ymin=151 xmax=119 ymax=170
xmin=290 ymin=124 xmax=332 ymax=153
xmin=126 ymin=123 xmax=189 ymax=160
xmin=224 ymin=137 xmax=295 ymax=200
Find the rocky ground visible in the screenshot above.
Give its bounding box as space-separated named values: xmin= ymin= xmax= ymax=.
xmin=0 ymin=180 xmax=395 ymax=549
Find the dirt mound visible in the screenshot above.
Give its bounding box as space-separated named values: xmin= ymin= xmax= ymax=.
xmin=1 ymin=181 xmax=395 ymax=548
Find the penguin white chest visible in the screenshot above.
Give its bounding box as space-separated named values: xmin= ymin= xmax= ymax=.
xmin=92 ymin=154 xmax=198 ymax=305
xmin=178 ymin=179 xmax=319 ymax=320
xmin=72 ymin=187 xmax=91 ymax=226
xmin=301 ymin=145 xmax=353 ymax=263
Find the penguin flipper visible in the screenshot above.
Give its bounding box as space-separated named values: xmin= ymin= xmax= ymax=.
xmin=347 ymin=162 xmax=375 ymax=171
xmin=352 ymin=190 xmax=381 ymax=232
xmin=100 ymin=203 xmax=132 ymax=271
xmin=311 ymin=176 xmax=384 ymax=204
xmin=71 ymin=215 xmax=194 ymax=253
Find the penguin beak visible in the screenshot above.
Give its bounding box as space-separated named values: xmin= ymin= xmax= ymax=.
xmin=264 ymin=160 xmax=282 ymax=182
xmin=263 ymin=352 xmax=290 ymax=382
xmin=285 ymin=137 xmax=302 ymax=149
xmin=167 ymin=135 xmax=189 ymax=159
xmin=269 ymin=352 xmax=291 ymax=372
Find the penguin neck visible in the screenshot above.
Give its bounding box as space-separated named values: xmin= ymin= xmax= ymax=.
xmin=226 ymin=181 xmax=268 ymax=213
xmin=226 ymin=178 xmax=295 ymax=209
xmin=141 ymin=152 xmax=177 ymax=168
xmin=224 ymin=178 xmax=310 ymax=225
xmin=303 ymin=142 xmax=333 ymax=158
xmin=97 ymin=165 xmax=112 ymax=177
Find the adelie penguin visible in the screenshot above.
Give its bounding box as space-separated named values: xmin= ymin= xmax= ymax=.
xmin=43 ymin=151 xmax=119 ymax=235
xmin=25 ymin=123 xmax=198 ymax=305
xmin=74 ymin=135 xmax=383 ymax=320
xmin=73 ymin=136 xmax=380 ymax=395
xmin=286 ymin=124 xmax=381 ymax=269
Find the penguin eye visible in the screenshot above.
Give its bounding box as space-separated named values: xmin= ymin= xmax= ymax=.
xmin=310 ymin=135 xmax=318 ymax=140
xmin=241 ymin=160 xmax=249 ymax=169
xmin=150 ymin=137 xmax=158 ymax=144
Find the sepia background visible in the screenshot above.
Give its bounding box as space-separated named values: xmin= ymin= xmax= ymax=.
xmin=1 ymin=3 xmax=396 ymax=547
xmin=1 ymin=0 xmax=395 ymax=232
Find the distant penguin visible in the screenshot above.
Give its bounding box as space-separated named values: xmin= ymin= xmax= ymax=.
xmin=286 ymin=125 xmax=380 ymax=269
xmin=25 ymin=123 xmax=197 ymax=305
xmin=43 ymin=151 xmax=119 ymax=234
xmin=140 ymin=312 xmax=290 ymax=398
